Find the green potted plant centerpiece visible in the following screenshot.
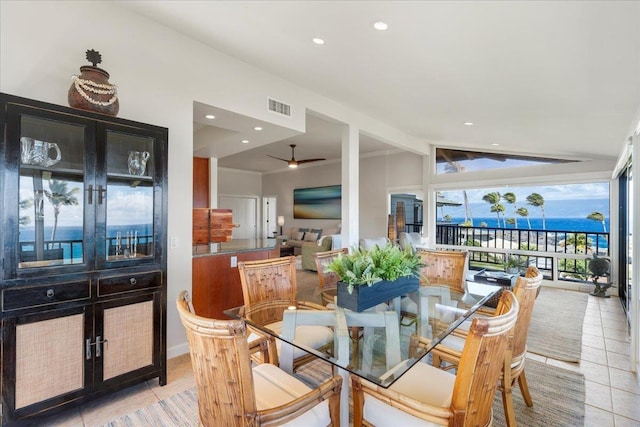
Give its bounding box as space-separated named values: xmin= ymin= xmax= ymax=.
xmin=325 ymin=244 xmax=422 ymax=312
xmin=503 ymin=254 xmax=524 ymax=275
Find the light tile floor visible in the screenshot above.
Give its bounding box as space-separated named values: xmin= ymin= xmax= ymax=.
xmin=30 ymin=288 xmax=640 ymax=426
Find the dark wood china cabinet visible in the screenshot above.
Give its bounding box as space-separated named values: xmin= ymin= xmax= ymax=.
xmin=0 ymin=93 xmax=168 ymax=425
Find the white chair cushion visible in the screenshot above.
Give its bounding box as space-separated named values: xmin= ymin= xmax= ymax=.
xmin=249 ymin=321 xmax=333 ymax=359
xmin=363 ymin=362 xmax=455 ymax=426
xmin=253 ymin=363 xmax=331 ymax=427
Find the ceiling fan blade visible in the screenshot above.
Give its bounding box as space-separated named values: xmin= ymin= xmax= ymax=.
xmin=296 ymin=158 xmax=326 ymax=164
xmin=267 ymin=155 xmax=290 ymax=162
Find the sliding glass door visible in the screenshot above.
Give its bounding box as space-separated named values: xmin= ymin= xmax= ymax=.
xmin=618 ymin=162 xmax=633 ymax=319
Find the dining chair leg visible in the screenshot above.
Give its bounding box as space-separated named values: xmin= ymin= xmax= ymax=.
xmin=351 ymin=377 xmax=365 ymax=427
xmin=432 ymin=352 xmax=442 ymax=368
xmin=328 ymin=385 xmax=342 ymax=427
xmin=518 ymin=369 xmax=534 ymax=407
xmin=350 ymin=326 xmax=361 ymax=367
xmin=502 ymin=385 xmax=517 ymax=427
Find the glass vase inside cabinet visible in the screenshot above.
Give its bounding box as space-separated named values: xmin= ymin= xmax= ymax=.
xmin=98 ymin=125 xmax=161 ymax=268
xmin=16 ymin=113 xmax=90 ymax=272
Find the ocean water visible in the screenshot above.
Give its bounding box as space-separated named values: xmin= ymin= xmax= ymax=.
xmin=19 ymin=224 xmax=153 ymax=241
xmin=445 ymin=217 xmax=610 ymax=233
xmin=19 ymin=224 xmax=153 ymax=259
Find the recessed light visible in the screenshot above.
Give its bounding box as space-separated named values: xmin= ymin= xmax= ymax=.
xmin=464 ymin=122 xmax=473 ymax=126
xmin=242 ymin=140 xmax=249 ymax=144
xmin=373 ymin=21 xmax=388 ymax=31
xmin=254 ymin=126 xmax=263 ymax=131
xmin=312 ymin=37 xmax=325 ymax=45
xmin=205 ymin=114 xmax=215 ymax=120
xmin=491 ymin=143 xmax=500 ymax=146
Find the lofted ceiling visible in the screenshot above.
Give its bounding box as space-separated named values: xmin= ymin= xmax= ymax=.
xmin=119 ymin=1 xmax=640 ymax=173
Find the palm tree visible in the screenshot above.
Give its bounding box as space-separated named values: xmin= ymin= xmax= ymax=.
xmin=587 ymin=211 xmax=607 ymax=232
xmin=526 ymin=193 xmax=546 ymax=230
xmin=482 ymin=191 xmax=504 ymax=227
xmin=502 ymin=192 xmax=518 ymax=229
xmin=19 ymin=198 xmax=33 ymax=226
xmin=516 ymin=207 xmax=532 ymax=229
xmin=44 ymin=179 xmax=80 ymax=242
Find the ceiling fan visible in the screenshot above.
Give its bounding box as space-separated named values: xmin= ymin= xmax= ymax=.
xmin=267 ymin=144 xmax=326 ymax=168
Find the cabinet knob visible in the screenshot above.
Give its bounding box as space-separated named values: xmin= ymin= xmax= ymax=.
xmin=46 ymin=289 xmax=55 ymax=298
xmin=129 ymin=277 xmax=137 ymax=285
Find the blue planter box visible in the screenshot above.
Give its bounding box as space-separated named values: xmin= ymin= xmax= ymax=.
xmin=337 ymin=276 xmax=420 ymax=312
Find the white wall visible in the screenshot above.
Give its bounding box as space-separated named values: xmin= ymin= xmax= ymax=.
xmin=0 ymin=1 xmax=426 ymax=357
xmin=218 ymin=168 xmax=263 ymax=199
xmin=1 ymin=1 xmax=626 ymax=361
xmin=258 ymin=150 xmax=426 ymax=239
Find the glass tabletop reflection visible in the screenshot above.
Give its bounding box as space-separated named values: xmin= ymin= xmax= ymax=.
xmin=224 ymin=283 xmax=499 ymax=388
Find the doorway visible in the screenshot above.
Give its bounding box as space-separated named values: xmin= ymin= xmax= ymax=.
xmin=263 ymin=196 xmax=277 ymax=239
xmin=218 ymin=196 xmax=258 ymax=240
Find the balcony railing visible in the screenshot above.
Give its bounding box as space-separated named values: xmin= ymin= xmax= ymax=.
xmin=435 ymin=224 xmax=610 ymax=282
xmin=19 ymin=234 xmax=154 ymax=263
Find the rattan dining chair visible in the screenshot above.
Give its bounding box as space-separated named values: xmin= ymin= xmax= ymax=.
xmin=238 ymin=256 xmax=334 ymax=370
xmin=313 ymin=248 xmax=349 ymax=307
xmin=400 ymin=249 xmax=469 ymax=327
xmin=430 ymin=266 xmax=543 ymax=427
xmin=351 ymin=290 xmax=519 ymax=427
xmin=177 ymin=291 xmax=342 ymax=426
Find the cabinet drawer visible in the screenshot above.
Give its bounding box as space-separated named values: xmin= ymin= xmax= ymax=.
xmin=2 ymin=281 xmax=91 ymax=312
xmin=98 ymin=271 xmax=162 ymax=296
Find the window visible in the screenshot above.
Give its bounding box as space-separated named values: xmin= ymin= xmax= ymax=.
xmin=435 ymin=148 xmax=574 ymax=174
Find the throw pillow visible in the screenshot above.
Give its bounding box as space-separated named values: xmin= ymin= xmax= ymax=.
xmin=304 ymin=232 xmax=319 ymax=242
xmin=318 ymin=235 xmax=329 ymax=246
xmin=294 ymin=231 xmax=305 ymax=240
xmin=311 ymin=228 xmax=323 ymax=239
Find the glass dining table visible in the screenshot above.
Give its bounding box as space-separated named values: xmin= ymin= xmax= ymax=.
xmin=225 ymin=282 xmax=500 ymax=426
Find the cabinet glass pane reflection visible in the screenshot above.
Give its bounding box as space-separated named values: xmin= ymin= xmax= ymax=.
xmin=105 ymin=130 xmax=154 ymax=260
xmin=18 ymin=116 xmax=85 ymax=268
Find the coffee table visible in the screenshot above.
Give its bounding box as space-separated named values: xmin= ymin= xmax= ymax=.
xmin=279 ymin=244 xmax=294 ymax=257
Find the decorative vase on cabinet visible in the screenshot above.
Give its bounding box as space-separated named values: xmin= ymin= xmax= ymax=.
xmin=0 ymin=92 xmax=167 ymax=425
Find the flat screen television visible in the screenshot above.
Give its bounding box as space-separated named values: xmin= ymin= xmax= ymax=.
xmin=293 ymin=185 xmax=341 ymax=219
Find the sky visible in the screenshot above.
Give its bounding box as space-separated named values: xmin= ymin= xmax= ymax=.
xmin=19 ymin=178 xmax=153 ymax=228
xmin=439 ymin=182 xmax=610 ymax=219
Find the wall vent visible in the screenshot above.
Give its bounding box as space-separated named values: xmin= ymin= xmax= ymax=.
xmin=267 ymin=97 xmax=292 ymax=117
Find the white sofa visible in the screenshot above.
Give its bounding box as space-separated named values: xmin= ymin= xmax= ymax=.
xmin=279 ymin=227 xmax=339 ymax=255
xmin=359 ymin=237 xmax=392 ymax=250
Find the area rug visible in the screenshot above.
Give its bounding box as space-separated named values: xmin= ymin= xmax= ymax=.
xmin=109 ymin=358 xmax=584 ymax=427
xmin=527 ymin=287 xmax=588 ymax=362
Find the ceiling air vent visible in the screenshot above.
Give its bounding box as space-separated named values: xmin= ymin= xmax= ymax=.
xmin=267 ymin=97 xmax=292 ymax=117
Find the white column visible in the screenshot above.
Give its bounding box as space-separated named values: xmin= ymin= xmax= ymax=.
xmin=422 ymin=153 xmax=433 ymax=247
xmin=342 ymin=125 xmax=359 ymax=249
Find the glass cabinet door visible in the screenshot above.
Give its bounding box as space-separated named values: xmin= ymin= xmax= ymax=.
xmin=17 ymin=113 xmax=90 ymax=270
xmin=98 ymin=126 xmax=156 ymax=267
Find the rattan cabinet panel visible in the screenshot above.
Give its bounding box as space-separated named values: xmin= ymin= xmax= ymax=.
xmin=15 ymin=314 xmax=85 ymax=408
xmin=102 ymin=300 xmax=154 ymax=380
xmin=0 ymin=94 xmax=168 ymax=426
